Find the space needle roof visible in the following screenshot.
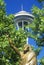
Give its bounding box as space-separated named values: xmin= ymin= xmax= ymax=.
xmin=15 ymin=11 xmax=34 ymax=18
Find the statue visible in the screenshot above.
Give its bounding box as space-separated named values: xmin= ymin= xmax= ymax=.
xmin=19 ymin=44 xmax=37 ymax=65
xmin=7 ymin=36 xmax=37 ymax=65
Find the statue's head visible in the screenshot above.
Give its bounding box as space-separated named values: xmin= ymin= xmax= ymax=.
xmin=23 ymin=44 xmax=32 ymax=54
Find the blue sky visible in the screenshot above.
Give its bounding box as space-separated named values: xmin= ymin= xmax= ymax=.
xmin=4 ymin=0 xmax=44 ymax=64
xmin=4 ymin=0 xmax=41 ymax=14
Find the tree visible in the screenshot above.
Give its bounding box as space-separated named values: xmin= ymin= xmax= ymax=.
xmin=0 ymin=0 xmax=27 ymax=65
xmin=28 ymin=1 xmax=44 ymax=65
xmin=37 ymin=0 xmax=44 ymax=3
xmin=0 ymin=0 xmax=44 ymax=65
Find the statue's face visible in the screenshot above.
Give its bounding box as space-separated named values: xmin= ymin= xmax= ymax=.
xmin=23 ymin=44 xmax=32 ymax=54
xmin=23 ymin=44 xmax=29 ymax=54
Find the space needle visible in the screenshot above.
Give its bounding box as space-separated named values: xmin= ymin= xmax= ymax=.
xmin=14 ymin=5 xmax=34 ymax=44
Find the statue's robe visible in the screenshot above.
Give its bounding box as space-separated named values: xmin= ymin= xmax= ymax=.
xmin=20 ymin=51 xmax=37 ymax=65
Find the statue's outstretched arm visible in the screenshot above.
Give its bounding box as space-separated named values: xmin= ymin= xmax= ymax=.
xmin=7 ymin=35 xmax=21 ymax=57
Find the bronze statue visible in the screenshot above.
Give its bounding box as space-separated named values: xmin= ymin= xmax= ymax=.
xmin=7 ymin=36 xmax=37 ymax=65
xmin=19 ymin=44 xmax=37 ymax=65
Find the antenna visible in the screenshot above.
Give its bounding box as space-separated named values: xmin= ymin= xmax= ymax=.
xmin=21 ymin=4 xmax=23 ymax=11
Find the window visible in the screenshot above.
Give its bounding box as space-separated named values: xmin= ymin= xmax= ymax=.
xmin=18 ymin=22 xmax=22 ymax=28
xmin=24 ymin=21 xmax=28 ymax=26
xmin=18 ymin=21 xmax=28 ymax=30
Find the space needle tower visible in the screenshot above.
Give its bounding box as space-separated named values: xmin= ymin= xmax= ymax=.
xmin=14 ymin=5 xmax=34 ymax=44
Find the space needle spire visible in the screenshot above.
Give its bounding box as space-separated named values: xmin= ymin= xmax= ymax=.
xmin=21 ymin=4 xmax=23 ymax=11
